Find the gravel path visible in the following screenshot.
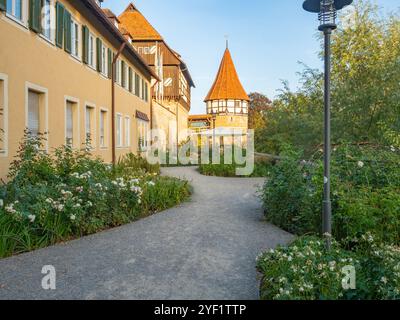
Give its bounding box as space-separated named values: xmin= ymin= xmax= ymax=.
xmin=0 ymin=167 xmax=292 ymax=300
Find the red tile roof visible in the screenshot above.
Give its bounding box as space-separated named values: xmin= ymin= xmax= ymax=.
xmin=205 ymin=48 xmax=249 ymax=102
xmin=118 ymin=3 xmax=163 ymax=41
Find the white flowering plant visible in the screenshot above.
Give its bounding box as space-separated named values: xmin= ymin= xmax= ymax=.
xmin=0 ymin=132 xmax=190 ymax=258
xmin=257 ymin=235 xmax=400 ymax=300
xmin=261 ymin=143 xmax=400 ymax=245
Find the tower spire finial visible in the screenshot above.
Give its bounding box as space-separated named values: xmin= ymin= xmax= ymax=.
xmin=224 ymin=34 xmax=229 ymax=49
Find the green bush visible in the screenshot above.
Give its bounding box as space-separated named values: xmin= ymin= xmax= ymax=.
xmin=257 ymin=235 xmax=400 ymax=300
xmin=260 ymin=144 xmax=400 ymax=244
xmin=0 ymin=132 xmax=190 ymax=258
xmin=199 ymin=161 xmax=272 ymax=178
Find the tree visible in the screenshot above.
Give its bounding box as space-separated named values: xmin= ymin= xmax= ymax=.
xmin=248 ymin=92 xmax=272 ymax=130
xmin=256 ymin=0 xmax=400 ymax=155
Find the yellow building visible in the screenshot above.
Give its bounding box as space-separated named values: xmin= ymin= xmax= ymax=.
xmin=118 ymin=3 xmax=195 ymax=150
xmin=0 ymin=0 xmax=159 ymax=180
xmin=189 ymin=46 xmax=249 ymax=142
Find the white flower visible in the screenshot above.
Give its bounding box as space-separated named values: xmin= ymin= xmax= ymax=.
xmin=76 ymin=186 xmax=84 ymax=193
xmin=28 ymin=214 xmax=36 ymax=223
xmin=70 ymin=214 xmax=76 ymax=221
xmin=357 ymin=161 xmax=364 ymax=168
xmin=0 ymin=199 xmax=3 ymax=207
xmin=87 ymin=201 xmax=93 ymax=207
xmin=147 ymin=181 xmax=156 ymax=187
xmin=381 ymin=277 xmax=388 ymax=284
xmin=390 ymin=146 xmax=396 ymax=152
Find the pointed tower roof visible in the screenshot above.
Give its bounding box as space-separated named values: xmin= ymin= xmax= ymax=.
xmin=118 ymin=3 xmax=163 ymax=41
xmin=205 ymin=48 xmax=249 ymax=102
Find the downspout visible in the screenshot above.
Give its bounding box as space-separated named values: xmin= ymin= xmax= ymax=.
xmin=111 ymin=42 xmax=127 ymax=166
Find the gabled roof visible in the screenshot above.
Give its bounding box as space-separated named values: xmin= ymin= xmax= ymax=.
xmin=78 ymin=0 xmax=159 ymax=81
xmin=205 ymin=48 xmax=249 ymax=102
xmin=102 ymin=8 xmax=120 ymax=23
xmin=118 ymin=3 xmax=163 ymax=41
xmin=118 ymin=2 xmax=195 ymax=88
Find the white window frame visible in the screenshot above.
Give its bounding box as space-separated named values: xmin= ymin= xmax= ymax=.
xmin=88 ymin=32 xmax=96 ymax=69
xmin=124 ymin=116 xmax=130 ymax=147
xmin=63 ymin=96 xmax=80 ymax=149
xmin=0 ymin=74 xmax=9 ymax=157
xmin=40 ymin=0 xmax=54 ymax=43
xmin=116 ymin=113 xmax=123 ymax=148
xmin=6 ymin=0 xmax=28 ymax=26
xmin=137 ymin=119 xmax=149 ymax=151
xmin=84 ymin=103 xmax=96 ymax=149
xmin=25 ymin=82 xmax=49 ymax=151
xmin=99 ymin=107 xmax=108 ymax=149
xmin=101 ymin=43 xmax=107 ymax=76
xmin=71 ymin=18 xmax=80 ymax=60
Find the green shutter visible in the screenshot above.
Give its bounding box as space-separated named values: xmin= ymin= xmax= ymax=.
xmin=64 ymin=10 xmax=72 ymax=53
xmin=29 ymin=0 xmax=41 ymax=33
xmin=135 ymin=73 xmax=140 ymax=96
xmin=0 ymin=0 xmax=6 ymax=11
xmin=55 ymin=2 xmax=65 ymax=48
xmin=96 ymin=38 xmax=102 ymax=72
xmin=113 ymin=53 xmax=117 ymax=82
xmin=128 ymin=68 xmax=133 ymax=92
xmin=141 ymin=78 xmax=145 ymax=99
xmin=121 ymin=61 xmax=126 ymax=87
xmin=82 ymin=26 xmax=89 ymax=64
xmin=107 ymin=48 xmax=112 ymax=79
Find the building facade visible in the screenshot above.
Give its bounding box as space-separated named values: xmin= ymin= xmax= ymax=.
xmin=0 ymin=0 xmax=158 ymax=179
xmin=118 ymin=3 xmax=195 ymax=150
xmin=189 ymin=47 xmax=249 ymax=142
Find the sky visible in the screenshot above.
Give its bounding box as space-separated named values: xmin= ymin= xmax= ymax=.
xmin=105 ymin=0 xmax=400 ymax=115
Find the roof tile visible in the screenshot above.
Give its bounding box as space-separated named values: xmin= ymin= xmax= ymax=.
xmin=205 ymin=48 xmax=249 ymax=102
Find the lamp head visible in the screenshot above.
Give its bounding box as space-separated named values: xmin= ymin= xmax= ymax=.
xmin=303 ymin=0 xmax=353 ymax=31
xmin=303 ymin=0 xmax=353 ymax=13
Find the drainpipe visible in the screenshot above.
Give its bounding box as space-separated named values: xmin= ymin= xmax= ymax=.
xmin=111 ymin=42 xmax=127 ymax=166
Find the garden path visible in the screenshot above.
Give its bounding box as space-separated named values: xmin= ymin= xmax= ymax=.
xmin=0 ymin=167 xmax=292 ymax=299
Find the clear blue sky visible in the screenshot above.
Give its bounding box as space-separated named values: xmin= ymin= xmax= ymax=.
xmin=105 ymin=0 xmax=399 ymax=115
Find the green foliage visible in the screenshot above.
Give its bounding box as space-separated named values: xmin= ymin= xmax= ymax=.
xmin=257 ymin=235 xmax=400 ymax=300
xmin=256 ymin=1 xmax=400 ymax=155
xmin=260 ymin=144 xmax=400 ymax=245
xmin=0 ymin=133 xmax=190 ymax=258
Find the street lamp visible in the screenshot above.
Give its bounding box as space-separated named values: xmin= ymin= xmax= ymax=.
xmin=303 ymin=0 xmax=353 ymax=249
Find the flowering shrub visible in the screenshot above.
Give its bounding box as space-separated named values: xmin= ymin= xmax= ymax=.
xmin=257 ymin=235 xmax=400 ymax=300
xmin=0 ymin=133 xmax=190 ymax=258
xmin=261 ymin=144 xmax=400 ymax=244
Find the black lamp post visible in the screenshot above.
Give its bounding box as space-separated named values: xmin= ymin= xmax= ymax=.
xmin=303 ymin=0 xmax=353 ymax=249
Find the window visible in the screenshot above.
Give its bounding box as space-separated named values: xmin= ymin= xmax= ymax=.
xmin=28 ymin=91 xmax=40 ymax=136
xmin=88 ymin=32 xmax=95 ymax=68
xmin=6 ymin=0 xmax=23 ymax=21
xmin=124 ymin=117 xmax=130 ymax=147
xmin=0 ymin=75 xmax=8 ymax=156
xmin=137 ymin=119 xmax=149 ymax=151
xmin=41 ymin=0 xmax=52 ymax=40
xmin=99 ymin=109 xmax=107 ymax=148
xmin=26 ymin=84 xmax=48 ymax=146
xmin=116 ymin=113 xmax=122 ymax=147
xmin=101 ymin=44 xmax=107 ymax=76
xmin=85 ymin=105 xmax=95 ymax=147
xmin=66 ymin=102 xmax=73 ymax=146
xmin=71 ymin=19 xmax=80 ymax=58
xmin=65 ymin=99 xmax=79 ymax=148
